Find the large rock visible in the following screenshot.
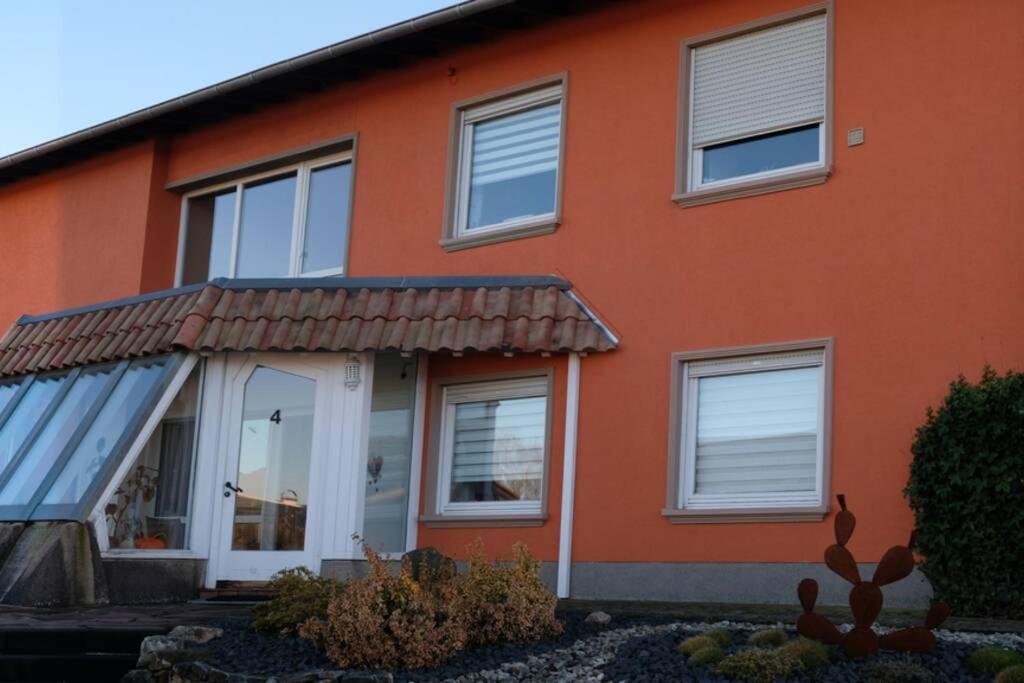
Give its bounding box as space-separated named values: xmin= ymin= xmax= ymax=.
xmin=400 ymin=547 xmax=456 ymax=590
xmin=167 ymin=625 xmax=224 ymax=645
xmin=0 ymin=521 xmax=107 ymax=606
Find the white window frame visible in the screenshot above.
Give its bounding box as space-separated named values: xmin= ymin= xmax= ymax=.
xmin=174 ymin=151 xmax=353 ymax=285
xmin=675 ymin=3 xmax=834 ymax=204
xmin=435 ymin=377 xmax=549 ymax=518
xmin=675 ymin=344 xmax=831 ymax=516
xmin=689 ymin=121 xmax=826 ymax=192
xmin=452 ymin=85 xmax=563 ymax=238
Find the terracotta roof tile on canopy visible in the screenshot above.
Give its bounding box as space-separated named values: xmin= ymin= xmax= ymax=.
xmin=0 ymin=276 xmax=616 ymax=377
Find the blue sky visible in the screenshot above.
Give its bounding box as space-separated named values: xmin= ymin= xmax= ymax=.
xmin=0 ymin=1 xmax=456 ymax=157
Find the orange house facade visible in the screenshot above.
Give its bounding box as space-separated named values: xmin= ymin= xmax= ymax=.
xmin=0 ymin=0 xmax=1020 ymax=607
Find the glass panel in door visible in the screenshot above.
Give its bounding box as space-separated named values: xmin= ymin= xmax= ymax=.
xmin=230 ymin=366 xmax=316 ymax=552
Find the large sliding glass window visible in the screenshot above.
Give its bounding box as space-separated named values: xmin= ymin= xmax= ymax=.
xmin=0 ymin=355 xmax=194 ymax=525
xmin=179 ymin=153 xmax=353 ymax=285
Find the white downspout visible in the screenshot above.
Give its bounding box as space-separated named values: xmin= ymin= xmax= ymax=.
xmin=557 ymin=352 xmax=581 ymax=599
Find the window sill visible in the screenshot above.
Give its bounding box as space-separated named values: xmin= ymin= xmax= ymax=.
xmin=439 ymin=218 xmax=559 ymax=253
xmin=673 ymin=166 xmax=831 ymax=208
xmin=661 ymin=505 xmax=827 ymax=524
xmin=420 ymin=513 xmax=548 ymax=528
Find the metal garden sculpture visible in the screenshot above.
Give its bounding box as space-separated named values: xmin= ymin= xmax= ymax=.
xmin=796 ymin=494 xmax=950 ymax=658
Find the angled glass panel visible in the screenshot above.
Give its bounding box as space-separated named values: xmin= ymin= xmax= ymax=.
xmin=104 ymin=362 xmax=201 ymax=550
xmin=0 ymin=378 xmax=24 ymax=418
xmin=0 ymin=366 xmax=116 ymax=506
xmin=40 ymin=359 xmax=170 ymax=508
xmin=0 ymin=372 xmax=70 ymax=474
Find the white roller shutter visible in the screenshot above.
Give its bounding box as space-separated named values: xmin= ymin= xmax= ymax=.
xmin=689 ymin=350 xmax=823 ymax=498
xmin=691 ymin=13 xmax=826 ymax=147
xmin=470 ymin=100 xmax=562 ymax=187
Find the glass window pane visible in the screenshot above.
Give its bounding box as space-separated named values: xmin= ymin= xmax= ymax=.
xmin=41 ymin=359 xmax=169 ymax=507
xmin=0 ymin=366 xmax=116 ymax=506
xmin=701 ymin=124 xmax=820 ymax=184
xmin=0 ymin=373 xmax=70 ymax=474
xmin=235 ymin=174 xmax=297 ymax=278
xmin=301 ymin=162 xmax=351 ymax=274
xmin=0 ymin=379 xmax=23 ymax=419
xmin=362 ymin=354 xmax=416 ymax=552
xmin=231 ymin=367 xmax=315 ymax=551
xmin=182 ymin=189 xmax=236 ymax=285
xmin=694 ymin=366 xmax=820 ymax=496
xmin=466 ymin=101 xmax=560 ymax=230
xmin=104 ymin=363 xmax=201 ymax=550
xmin=449 ymin=394 xmax=546 ymax=503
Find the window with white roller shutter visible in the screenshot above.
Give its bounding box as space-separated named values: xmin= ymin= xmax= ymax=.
xmin=684 ymin=11 xmax=828 ymax=191
xmin=677 ymin=346 xmax=829 ymax=512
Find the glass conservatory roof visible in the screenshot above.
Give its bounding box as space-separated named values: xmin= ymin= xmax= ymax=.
xmin=0 ymin=354 xmax=186 ymax=522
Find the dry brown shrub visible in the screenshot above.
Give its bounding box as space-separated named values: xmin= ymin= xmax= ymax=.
xmin=453 ymin=540 xmax=563 ymax=647
xmin=299 ymin=545 xmax=466 ymax=670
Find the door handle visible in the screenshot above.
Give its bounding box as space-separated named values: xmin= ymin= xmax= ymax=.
xmin=224 ymin=481 xmax=244 ymax=497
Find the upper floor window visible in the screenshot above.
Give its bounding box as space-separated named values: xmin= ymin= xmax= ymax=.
xmin=179 ymin=152 xmax=353 ymax=285
xmin=675 ymin=6 xmax=832 ymax=207
xmin=442 ymin=76 xmax=567 ymax=251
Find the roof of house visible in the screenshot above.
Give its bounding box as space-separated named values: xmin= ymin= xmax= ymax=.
xmin=0 ymin=276 xmax=617 ymax=376
xmin=0 ymin=0 xmax=613 ymax=185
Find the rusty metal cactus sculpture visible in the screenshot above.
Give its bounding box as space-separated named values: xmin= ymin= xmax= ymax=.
xmin=796 ymin=494 xmax=951 ymax=658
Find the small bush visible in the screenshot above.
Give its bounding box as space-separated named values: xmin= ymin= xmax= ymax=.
xmin=704 ymin=628 xmax=733 ymax=647
xmin=678 ymin=634 xmax=717 ymax=657
xmin=862 ymin=658 xmax=933 ymax=683
xmin=997 ymin=665 xmax=1024 ymax=683
xmin=779 ymin=637 xmax=829 ymax=671
xmin=748 ymin=628 xmax=789 ymax=648
xmin=453 ymin=541 xmax=562 ymax=648
xmin=968 ymin=646 xmax=1024 ymax=675
xmin=300 ymin=545 xmax=466 ymax=670
xmin=687 ymin=645 xmax=723 ymax=667
xmin=715 ymin=648 xmax=803 ymax=683
xmin=251 ymin=566 xmax=342 ymax=635
xmin=906 ymin=368 xmax=1024 ymax=617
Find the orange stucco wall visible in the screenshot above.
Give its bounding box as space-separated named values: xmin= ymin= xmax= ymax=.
xmin=1 ymin=0 xmax=1021 ymax=565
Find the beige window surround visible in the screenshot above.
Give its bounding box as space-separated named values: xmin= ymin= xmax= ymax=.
xmin=440 ymin=73 xmax=568 ymax=252
xmin=663 ymin=338 xmax=835 ymax=524
xmin=673 ymin=2 xmax=834 ymax=208
xmin=421 ymin=370 xmax=554 ymax=528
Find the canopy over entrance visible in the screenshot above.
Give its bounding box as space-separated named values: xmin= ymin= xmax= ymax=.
xmin=0 ymin=276 xmax=617 ymax=378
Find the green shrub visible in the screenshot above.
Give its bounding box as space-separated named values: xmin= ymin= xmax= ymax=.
xmin=251 ymin=566 xmax=342 ymax=635
xmin=715 ymin=648 xmax=803 ymax=683
xmin=453 ymin=541 xmax=563 ymax=647
xmin=678 ymin=634 xmax=717 ymax=656
xmin=779 ymin=637 xmax=829 ymax=671
xmin=687 ymin=645 xmax=723 ymax=667
xmin=905 ymin=368 xmax=1024 ymax=618
xmin=299 ymin=545 xmax=466 ymax=669
xmin=748 ymin=628 xmax=789 ymax=648
xmin=968 ymin=646 xmax=1024 ymax=675
xmin=997 ymin=665 xmax=1024 ymax=683
xmin=862 ymin=658 xmax=933 ymax=683
xmin=704 ymin=627 xmax=733 ymax=647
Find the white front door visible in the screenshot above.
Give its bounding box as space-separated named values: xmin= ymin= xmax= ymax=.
xmin=215 ymin=355 xmax=333 ymax=581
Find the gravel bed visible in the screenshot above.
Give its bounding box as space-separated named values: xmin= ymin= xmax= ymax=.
xmin=192 ymin=614 xmax=1024 ymax=682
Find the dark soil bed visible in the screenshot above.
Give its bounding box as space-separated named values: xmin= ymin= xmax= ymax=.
xmin=602 ymin=628 xmax=989 ymax=683
xmin=200 ymin=611 xmax=667 ymax=679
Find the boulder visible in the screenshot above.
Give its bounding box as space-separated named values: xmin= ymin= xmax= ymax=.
xmin=585 ymin=610 xmax=612 ymax=626
xmin=167 ymin=625 xmax=224 ymax=645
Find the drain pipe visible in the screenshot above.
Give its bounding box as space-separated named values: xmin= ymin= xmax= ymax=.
xmin=557 ymin=352 xmax=581 ymax=599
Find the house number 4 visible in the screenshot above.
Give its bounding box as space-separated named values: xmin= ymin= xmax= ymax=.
xmin=269 ymin=410 xmax=282 ymax=424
